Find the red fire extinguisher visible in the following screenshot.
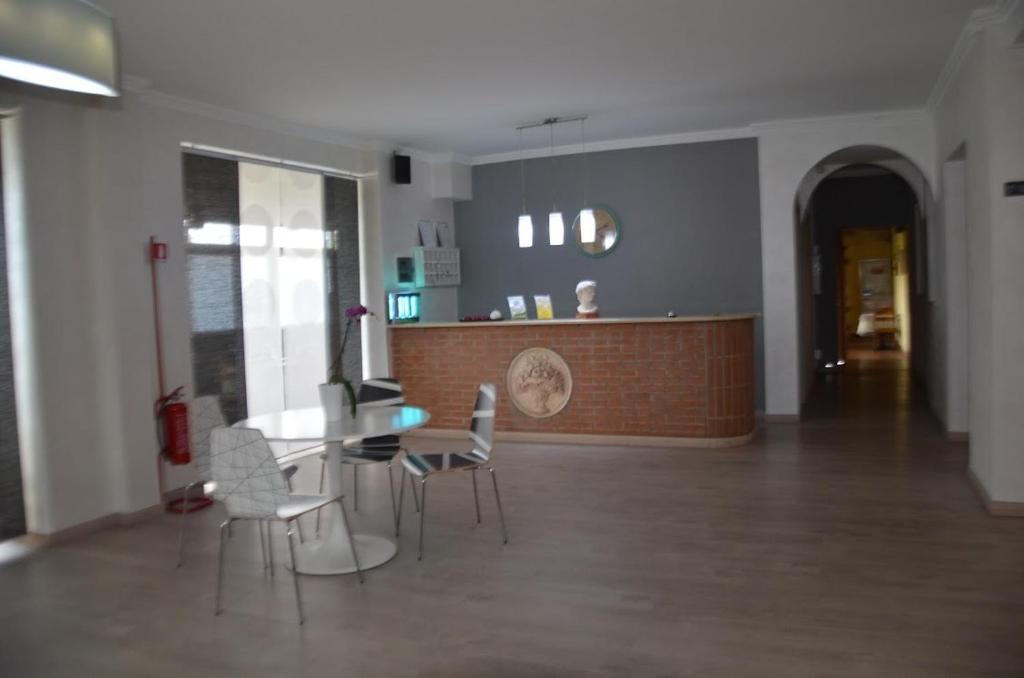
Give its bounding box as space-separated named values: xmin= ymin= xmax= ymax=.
xmin=156 ymin=386 xmax=191 ymax=465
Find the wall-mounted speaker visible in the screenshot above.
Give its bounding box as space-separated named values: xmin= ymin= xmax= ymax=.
xmin=393 ymin=154 xmax=411 ymax=184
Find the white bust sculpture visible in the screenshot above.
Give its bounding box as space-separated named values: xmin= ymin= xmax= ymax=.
xmin=575 ymin=280 xmax=599 ymax=319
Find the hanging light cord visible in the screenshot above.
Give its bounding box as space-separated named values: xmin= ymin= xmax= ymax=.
xmin=519 ymin=128 xmax=527 ymax=214
xmin=550 ymin=123 xmax=558 ymax=210
xmin=581 ymin=118 xmax=589 ymax=209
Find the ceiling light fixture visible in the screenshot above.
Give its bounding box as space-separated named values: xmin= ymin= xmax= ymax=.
xmin=578 ymin=118 xmax=596 ymax=244
xmin=517 ymin=127 xmax=533 ymax=248
xmin=515 ymin=115 xmax=591 ymax=249
xmin=0 ymin=0 xmax=120 ymax=97
xmin=548 ymin=123 xmax=564 ymax=246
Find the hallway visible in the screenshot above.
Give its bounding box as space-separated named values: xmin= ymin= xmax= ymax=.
xmin=805 ymin=351 xmax=915 ymax=419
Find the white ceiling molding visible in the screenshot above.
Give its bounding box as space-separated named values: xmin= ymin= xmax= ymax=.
xmin=121 ymin=73 xmax=151 ymax=93
xmin=392 ymin=148 xmax=474 ymax=166
xmin=472 ymin=110 xmax=934 ymax=166
xmin=125 ymin=74 xmax=458 ymax=164
xmin=750 ymin=108 xmax=930 ymax=133
xmin=927 ymin=0 xmax=1020 ymax=110
xmin=471 ymin=125 xmax=755 ymax=166
xmin=138 ymin=86 xmax=376 ymax=151
xmin=179 ymin=142 xmax=372 ymax=179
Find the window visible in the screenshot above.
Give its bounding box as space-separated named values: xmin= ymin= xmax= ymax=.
xmin=183 ymin=152 xmax=360 ymax=422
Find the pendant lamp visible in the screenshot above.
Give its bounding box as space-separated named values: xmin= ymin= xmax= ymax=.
xmin=517 ymin=128 xmax=533 ymax=248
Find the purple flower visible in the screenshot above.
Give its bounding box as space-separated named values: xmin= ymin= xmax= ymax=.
xmin=330 ymin=304 xmax=371 ymax=385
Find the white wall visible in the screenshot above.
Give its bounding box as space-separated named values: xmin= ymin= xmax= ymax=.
xmin=937 ymin=156 xmax=968 ymax=434
xmin=1 ymin=90 xmax=111 ymax=534
xmin=376 ymin=153 xmax=459 ymax=326
xmin=933 ymin=6 xmax=1024 ymax=503
xmin=0 ymin=84 xmax=463 ymax=532
xmin=755 ymin=111 xmax=937 ymax=416
xmin=363 ymin=152 xmax=463 ymax=379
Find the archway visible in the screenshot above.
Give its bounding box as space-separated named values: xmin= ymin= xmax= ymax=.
xmin=793 ymin=145 xmax=935 ymax=414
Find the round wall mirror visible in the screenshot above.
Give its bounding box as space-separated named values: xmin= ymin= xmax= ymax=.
xmin=571 ymin=205 xmax=622 ymax=257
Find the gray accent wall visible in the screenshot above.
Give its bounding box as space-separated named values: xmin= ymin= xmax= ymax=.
xmin=455 ymin=139 xmax=764 ymax=407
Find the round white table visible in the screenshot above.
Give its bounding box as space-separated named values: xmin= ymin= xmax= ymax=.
xmin=234 ymin=405 xmax=430 ymax=575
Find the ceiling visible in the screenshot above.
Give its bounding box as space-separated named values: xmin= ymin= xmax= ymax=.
xmin=96 ymin=0 xmax=990 ymax=158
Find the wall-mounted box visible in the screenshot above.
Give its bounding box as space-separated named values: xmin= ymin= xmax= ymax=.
xmin=396 ymin=256 xmax=414 ymax=283
xmin=413 ymin=246 xmax=460 ymax=287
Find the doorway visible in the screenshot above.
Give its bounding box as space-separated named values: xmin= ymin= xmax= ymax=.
xmin=795 ymin=147 xmax=932 ymax=417
xmin=810 ymin=165 xmax=918 ymax=372
xmin=839 ymin=228 xmax=911 ymax=364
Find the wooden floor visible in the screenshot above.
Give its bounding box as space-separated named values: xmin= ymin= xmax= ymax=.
xmin=1 ymin=364 xmax=1023 ymax=677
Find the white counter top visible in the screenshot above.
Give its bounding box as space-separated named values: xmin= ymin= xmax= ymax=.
xmin=388 ymin=313 xmax=758 ymax=329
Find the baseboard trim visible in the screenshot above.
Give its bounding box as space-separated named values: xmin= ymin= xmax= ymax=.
xmin=29 ymin=504 xmax=165 ymax=545
xmin=967 ymin=468 xmax=1024 ymax=517
xmin=946 ymin=430 xmax=969 ymax=442
xmin=763 ymin=413 xmax=802 ymax=424
xmin=407 ymin=428 xmax=756 ymax=449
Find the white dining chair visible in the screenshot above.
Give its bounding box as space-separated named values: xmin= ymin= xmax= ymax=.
xmin=210 ymin=426 xmax=362 ymax=625
xmin=396 ymin=383 xmax=508 ymax=560
xmin=177 ymin=395 xmax=302 ymax=568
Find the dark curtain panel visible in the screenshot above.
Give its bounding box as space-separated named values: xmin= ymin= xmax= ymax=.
xmin=324 ymin=175 xmax=363 ymax=384
xmin=183 ymin=153 xmax=248 ymax=423
xmin=0 ymin=133 xmax=26 ymax=539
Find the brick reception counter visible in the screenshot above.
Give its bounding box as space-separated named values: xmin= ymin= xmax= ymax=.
xmin=389 ymin=315 xmax=756 ymax=447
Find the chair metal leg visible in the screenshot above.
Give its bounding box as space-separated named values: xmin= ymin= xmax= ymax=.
xmin=336 ymin=498 xmax=364 ymax=583
xmin=214 ymin=519 xmax=231 ymax=616
xmin=411 ymin=473 xmax=421 ymax=513
xmin=267 ymin=522 xmax=274 ymax=578
xmin=395 ymin=466 xmax=406 ymax=536
xmin=176 ymin=481 xmax=195 ymax=567
xmin=386 ymin=461 xmax=398 ymax=533
xmin=285 ymin=521 xmax=305 ymax=625
xmin=488 ymin=467 xmax=509 ymax=544
xmin=315 ymin=456 xmax=327 ymax=535
xmin=471 ymin=469 xmax=481 ymax=524
xmin=352 ymin=464 xmax=359 ymax=513
xmin=417 ymin=477 xmax=428 ymax=561
xmin=401 ymin=450 xmax=420 ymax=513
xmin=259 ymin=519 xmax=268 ymax=570
xmin=286 ymin=476 xmax=305 ymax=544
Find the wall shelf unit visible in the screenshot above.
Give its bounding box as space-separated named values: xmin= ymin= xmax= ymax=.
xmin=413 ymin=246 xmax=460 ymax=287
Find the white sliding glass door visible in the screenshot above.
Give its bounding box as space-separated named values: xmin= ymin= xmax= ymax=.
xmin=238 ymin=162 xmax=328 ymax=416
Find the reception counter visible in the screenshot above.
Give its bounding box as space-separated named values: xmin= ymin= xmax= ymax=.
xmin=389 ymin=314 xmax=756 ymax=447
